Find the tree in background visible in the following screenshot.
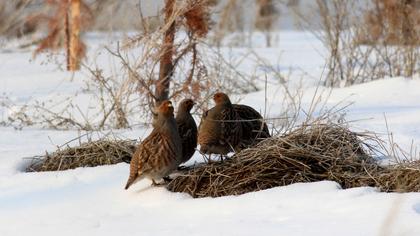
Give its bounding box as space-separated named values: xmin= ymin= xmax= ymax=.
xmin=0 ymin=1 xmax=35 ymax=37
xmin=212 ymin=0 xmax=244 ymax=46
xmin=32 ymin=0 xmax=93 ymax=71
xmin=362 ymin=0 xmax=419 ymax=45
xmin=155 ymin=0 xmax=210 ymax=105
xmin=68 ymin=0 xmax=82 ymax=71
xmin=255 ymin=0 xmax=279 ymax=47
xmin=155 ymin=0 xmax=176 ymax=105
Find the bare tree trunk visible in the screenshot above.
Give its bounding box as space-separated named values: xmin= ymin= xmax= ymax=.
xmin=255 ymin=0 xmax=278 ymax=47
xmin=402 ymin=0 xmax=414 ymax=45
xmin=156 ymin=0 xmax=176 ymax=105
xmin=68 ymin=0 xmax=81 ymax=71
xmin=65 ymin=3 xmax=71 ymax=70
xmin=213 ymin=0 xmax=240 ymax=46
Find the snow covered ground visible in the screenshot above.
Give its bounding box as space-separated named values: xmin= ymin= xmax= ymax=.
xmin=1 ymin=31 xmax=420 ymax=235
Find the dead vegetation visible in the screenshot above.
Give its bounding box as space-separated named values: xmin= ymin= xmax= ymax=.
xmin=30 ymin=0 xmax=93 ymax=71
xmin=0 ymin=1 xmax=35 ymax=37
xmin=360 ymin=0 xmax=419 ymax=46
xmin=294 ymin=0 xmax=419 ymax=87
xmin=167 ymin=122 xmax=420 ymax=198
xmin=255 ymin=0 xmax=280 ymax=47
xmin=26 ymin=136 xmax=136 ymax=172
xmin=23 ymin=116 xmax=420 ymax=197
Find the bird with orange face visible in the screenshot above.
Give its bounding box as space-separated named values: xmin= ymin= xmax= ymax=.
xmin=198 ymin=92 xmax=242 ymax=155
xmin=125 ymin=100 xmax=182 ymax=189
xmin=198 ymin=92 xmax=270 ymax=155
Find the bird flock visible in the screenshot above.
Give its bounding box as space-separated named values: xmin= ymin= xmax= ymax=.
xmin=125 ymin=92 xmax=270 ymax=190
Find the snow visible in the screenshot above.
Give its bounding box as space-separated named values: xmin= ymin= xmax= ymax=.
xmin=1 ymin=31 xmax=420 ymax=235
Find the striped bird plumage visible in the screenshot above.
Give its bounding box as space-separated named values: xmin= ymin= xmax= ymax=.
xmin=125 ymin=100 xmax=182 ymax=190
xmin=198 ymin=92 xmax=270 ymax=155
xmin=198 ymin=93 xmax=243 ymax=155
xmin=233 ymin=104 xmax=271 ymax=145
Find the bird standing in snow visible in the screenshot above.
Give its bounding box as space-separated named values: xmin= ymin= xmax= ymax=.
xmin=125 ymin=100 xmax=182 ymax=189
xmin=176 ymin=99 xmax=198 ymax=164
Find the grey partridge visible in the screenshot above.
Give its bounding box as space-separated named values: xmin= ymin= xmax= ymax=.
xmin=176 ymin=99 xmax=198 ymax=164
xmin=198 ymin=92 xmax=243 ymax=155
xmin=233 ymin=104 xmax=271 ymax=145
xmin=125 ymin=100 xmax=182 ymax=190
xmin=198 ymin=92 xmax=270 ymax=155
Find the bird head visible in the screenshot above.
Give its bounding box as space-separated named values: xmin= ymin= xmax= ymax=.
xmin=158 ymin=100 xmax=175 ymax=117
xmin=179 ymin=99 xmax=195 ymax=113
xmin=213 ymin=92 xmax=231 ymax=106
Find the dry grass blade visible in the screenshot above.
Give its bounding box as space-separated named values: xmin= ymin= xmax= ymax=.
xmin=26 ymin=138 xmax=137 ymax=172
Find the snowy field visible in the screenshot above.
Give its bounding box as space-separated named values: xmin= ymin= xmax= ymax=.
xmin=1 ymin=31 xmax=420 ymax=235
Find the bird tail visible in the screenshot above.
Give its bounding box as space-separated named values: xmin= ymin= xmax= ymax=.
xmin=125 ymin=173 xmax=138 ymax=190
xmin=125 ymin=152 xmax=140 ymax=190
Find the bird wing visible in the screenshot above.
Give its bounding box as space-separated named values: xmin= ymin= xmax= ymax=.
xmin=220 ymin=106 xmax=242 ymax=150
xmin=124 ymin=131 xmax=159 ymax=189
xmin=234 ymin=104 xmax=271 ymax=140
xmin=177 ymin=116 xmax=198 ymax=162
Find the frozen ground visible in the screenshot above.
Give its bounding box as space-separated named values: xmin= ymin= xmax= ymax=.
xmin=1 ymin=31 xmax=420 ymax=235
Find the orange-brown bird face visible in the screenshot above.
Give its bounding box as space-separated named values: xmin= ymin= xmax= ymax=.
xmin=158 ymin=100 xmax=174 ymax=116
xmin=213 ymin=92 xmax=231 ymax=105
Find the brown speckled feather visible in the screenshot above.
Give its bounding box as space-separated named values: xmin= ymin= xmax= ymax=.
xmin=219 ymin=105 xmax=242 ymax=151
xmin=198 ymin=93 xmax=270 ymax=155
xmin=233 ymin=104 xmax=270 ymax=145
xmin=125 ymin=101 xmax=181 ymax=190
xmin=198 ymin=94 xmax=242 ymax=154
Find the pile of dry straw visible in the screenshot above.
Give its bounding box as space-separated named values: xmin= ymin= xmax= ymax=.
xmin=167 ymin=123 xmax=420 ymax=198
xmin=25 ymin=123 xmax=420 ymax=198
xmin=26 ymin=138 xmax=136 ymax=172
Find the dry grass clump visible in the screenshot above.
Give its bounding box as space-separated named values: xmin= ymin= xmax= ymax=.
xmin=26 ymin=139 xmax=136 ymax=172
xmin=374 ymin=162 xmax=420 ymax=193
xmin=167 ymin=123 xmax=380 ymax=197
xmin=168 ymin=123 xmax=420 ymax=198
xmin=24 ymin=123 xmax=420 ymax=196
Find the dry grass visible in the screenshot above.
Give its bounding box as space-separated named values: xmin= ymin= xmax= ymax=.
xmin=167 ymin=122 xmax=420 ymax=198
xmin=374 ymin=161 xmax=420 ymax=193
xmin=26 ymin=138 xmax=136 ymax=172
xmin=24 ymin=122 xmax=420 ymax=197
xmin=294 ymin=0 xmax=419 ymax=87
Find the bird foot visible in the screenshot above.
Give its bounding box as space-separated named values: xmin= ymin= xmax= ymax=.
xmin=204 ymin=154 xmax=212 ymax=164
xmin=151 ymin=179 xmax=167 ymax=186
xmin=163 ymin=176 xmax=172 ymax=182
xmin=177 ymin=165 xmax=188 ymax=171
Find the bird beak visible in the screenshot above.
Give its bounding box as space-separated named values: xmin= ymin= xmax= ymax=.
xmin=167 ymin=103 xmax=173 ymax=108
